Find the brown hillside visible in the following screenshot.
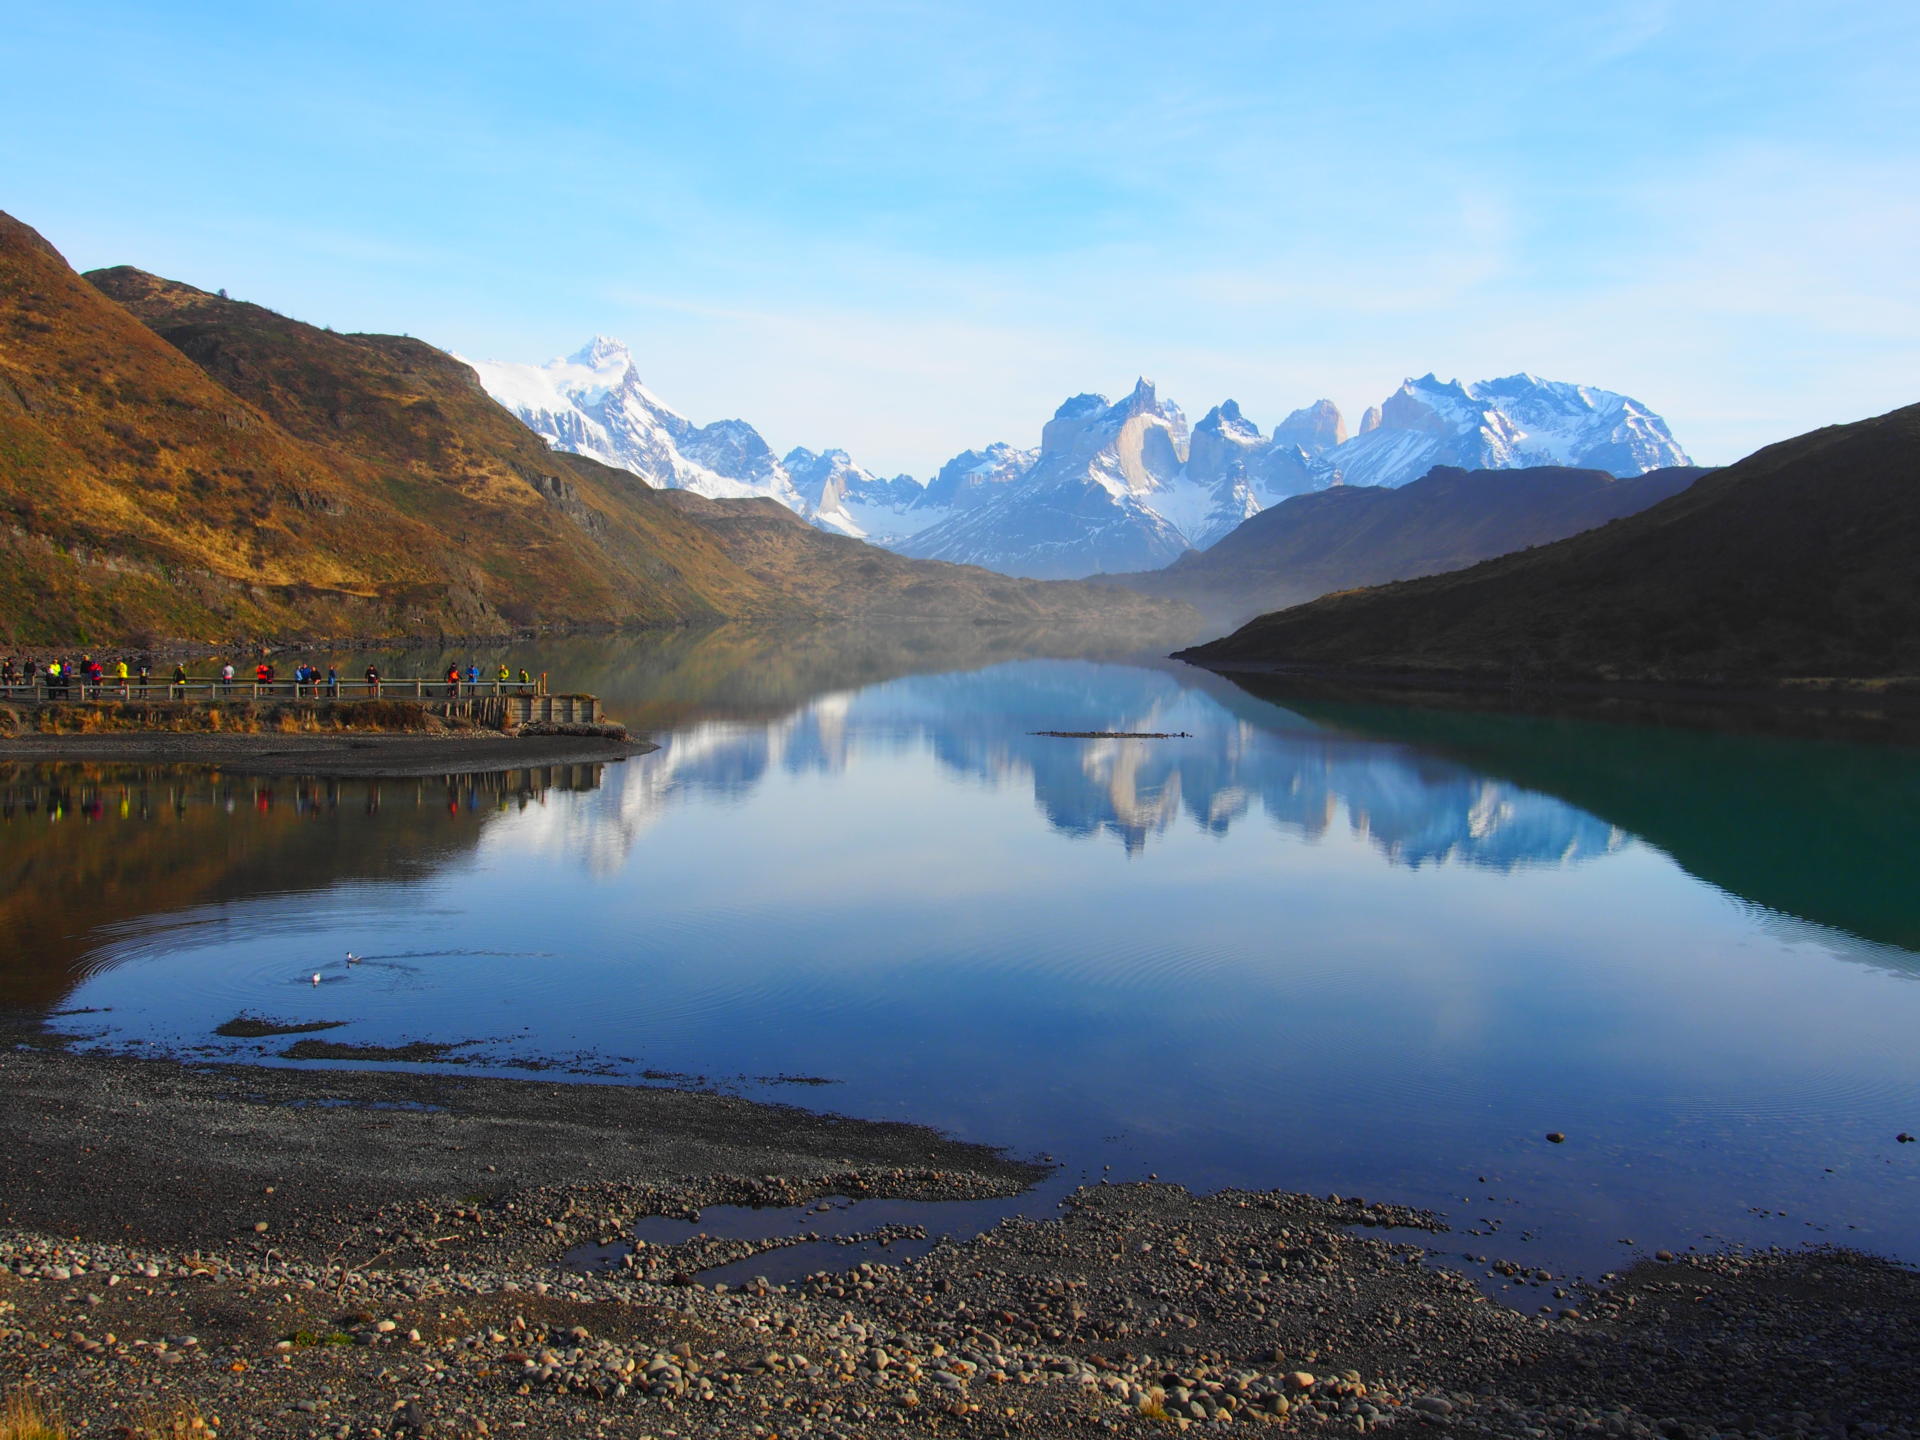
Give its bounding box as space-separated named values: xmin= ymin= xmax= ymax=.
xmin=1179 ymin=403 xmax=1920 ymax=684
xmin=84 ymin=262 xmax=787 ymax=632
xmin=0 ymin=211 xmax=790 ymax=644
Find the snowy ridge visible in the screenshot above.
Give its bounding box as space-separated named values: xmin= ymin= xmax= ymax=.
xmin=466 ymin=342 xmax=1691 ymax=582
xmin=901 ymin=382 xmax=1331 ymax=579
xmin=1312 ymin=373 xmax=1691 ymax=489
xmin=464 ymin=337 xmax=919 ymax=528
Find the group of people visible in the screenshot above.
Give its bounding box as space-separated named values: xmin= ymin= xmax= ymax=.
xmin=3 ymin=655 xmax=537 ymax=700
xmin=444 ymin=662 xmax=532 ymax=696
xmin=1 ymin=654 xmax=176 ymax=698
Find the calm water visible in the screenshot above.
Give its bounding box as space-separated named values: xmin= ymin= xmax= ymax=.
xmin=6 ymin=624 xmax=1920 ymax=1285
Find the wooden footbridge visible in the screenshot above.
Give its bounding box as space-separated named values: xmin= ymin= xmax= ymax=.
xmin=1 ymin=677 xmax=602 ymax=728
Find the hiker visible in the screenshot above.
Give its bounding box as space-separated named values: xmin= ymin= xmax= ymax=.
xmin=365 ymin=664 xmax=381 ymax=695
xmin=114 ymin=658 xmax=129 ymax=693
xmin=172 ymin=662 xmax=187 ymax=690
xmin=1 ymin=658 xmax=13 ymax=690
xmin=446 ymin=663 xmax=461 ymax=697
xmin=466 ymin=663 xmax=480 ymax=687
xmin=519 ymin=668 xmax=530 ymax=687
xmin=136 ymin=659 xmax=150 ymax=696
xmin=220 ymin=661 xmax=235 ymax=693
xmin=326 ymin=665 xmax=339 ymax=697
xmin=497 ymin=663 xmax=511 ymax=685
xmin=256 ymin=661 xmax=271 ymax=686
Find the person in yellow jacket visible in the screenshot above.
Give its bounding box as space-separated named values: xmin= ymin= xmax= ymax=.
xmin=114 ymin=658 xmax=129 ymax=694
xmin=497 ymin=663 xmax=510 ymax=684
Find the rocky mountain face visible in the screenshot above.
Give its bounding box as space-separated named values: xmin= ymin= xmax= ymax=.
xmin=897 ymin=381 xmax=1326 ymax=579
xmin=1315 ymin=373 xmax=1691 ymax=489
xmin=1099 ymin=463 xmax=1707 ymax=625
xmin=900 ymin=373 xmax=1690 ymax=580
xmin=1179 ymin=403 xmax=1919 ymax=684
xmin=467 ymin=339 xmax=949 ymax=545
xmin=471 ymin=339 xmax=1692 ymax=584
xmin=782 ymin=446 xmax=926 ymax=546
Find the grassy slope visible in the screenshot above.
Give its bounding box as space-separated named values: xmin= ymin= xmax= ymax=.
xmin=0 ymin=210 xmax=795 ymax=645
xmin=1181 ymin=404 xmax=1920 ymax=683
xmin=0 ymin=207 xmax=1189 ymax=646
xmin=85 ymin=262 xmax=787 ymax=633
xmin=0 ymin=212 xmax=433 ymax=643
xmin=1102 ymin=465 xmax=1703 ymax=623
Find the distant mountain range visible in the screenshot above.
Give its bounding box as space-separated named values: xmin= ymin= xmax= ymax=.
xmin=475 ymin=341 xmax=1693 ymax=580
xmin=0 ymin=211 xmax=1188 ymax=646
xmin=1179 ymin=403 xmax=1920 ymax=684
xmin=1097 ymin=463 xmax=1708 ymax=625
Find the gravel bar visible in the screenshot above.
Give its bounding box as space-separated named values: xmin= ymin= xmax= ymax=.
xmin=2 ymin=1045 xmax=1916 ymax=1439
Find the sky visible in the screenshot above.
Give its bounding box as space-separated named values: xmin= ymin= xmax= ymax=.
xmin=7 ymin=0 xmax=1918 ymax=477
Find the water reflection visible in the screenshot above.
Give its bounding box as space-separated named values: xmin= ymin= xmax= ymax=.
xmin=0 ymin=764 xmax=603 ymax=1010
xmin=8 ymin=631 xmax=1920 ymax=1285
xmin=1219 ymin=681 xmax=1920 ymax=956
xmin=587 ymin=661 xmax=1625 ymax=866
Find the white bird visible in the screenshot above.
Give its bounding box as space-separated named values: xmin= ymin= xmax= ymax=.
xmin=346 ymin=952 xmax=362 ymax=966
xmin=311 ymin=972 xmax=322 ymax=986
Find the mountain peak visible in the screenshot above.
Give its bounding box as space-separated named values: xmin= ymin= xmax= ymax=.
xmin=1272 ymin=398 xmax=1346 ymax=453
xmin=1053 ymin=393 xmax=1110 ymax=422
xmin=568 ymin=335 xmax=633 ymax=371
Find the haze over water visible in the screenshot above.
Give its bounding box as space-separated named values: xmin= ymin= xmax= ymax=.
xmin=7 ymin=626 xmax=1920 ymax=1288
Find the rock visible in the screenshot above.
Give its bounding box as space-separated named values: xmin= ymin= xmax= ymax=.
xmin=1287 ymin=1371 xmax=1316 ymax=1390
xmin=1545 ymin=1132 xmax=1566 ymax=1144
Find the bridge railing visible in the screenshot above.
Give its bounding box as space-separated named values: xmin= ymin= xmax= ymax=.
xmin=0 ymin=679 xmax=545 ymax=703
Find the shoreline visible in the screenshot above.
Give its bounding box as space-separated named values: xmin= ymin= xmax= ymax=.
xmin=1178 ymin=658 xmax=1920 ymax=744
xmin=3 ymin=1041 xmax=1917 ymax=1437
xmin=0 ymin=731 xmax=656 ymax=778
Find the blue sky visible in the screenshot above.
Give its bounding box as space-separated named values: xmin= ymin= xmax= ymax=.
xmin=8 ymin=0 xmax=1917 ymax=476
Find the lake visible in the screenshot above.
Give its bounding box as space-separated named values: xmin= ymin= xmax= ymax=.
xmin=6 ymin=623 xmax=1919 ymax=1287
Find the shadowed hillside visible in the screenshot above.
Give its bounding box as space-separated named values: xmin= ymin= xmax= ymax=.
xmin=1181 ymin=404 xmax=1920 ymax=684
xmin=1100 ymin=463 xmax=1703 ymax=625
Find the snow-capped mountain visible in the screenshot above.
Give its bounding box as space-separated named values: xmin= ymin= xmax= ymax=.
xmin=1314 ymin=373 xmax=1691 ymax=489
xmin=783 ymin=446 xmax=932 ymax=544
xmin=899 ymin=382 xmax=1330 ymax=579
xmin=468 ymin=338 xmax=944 ymax=543
xmin=905 ymin=372 xmax=1690 ymax=578
xmin=464 ymin=337 xmax=810 ymax=510
xmin=467 ymin=342 xmax=1691 ymax=582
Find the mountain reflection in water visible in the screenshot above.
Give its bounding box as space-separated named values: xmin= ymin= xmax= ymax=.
xmin=0 ymin=764 xmax=604 ymax=1010
xmin=592 ymin=660 xmax=1624 ymax=867
xmin=7 ymin=627 xmax=1920 ymax=1283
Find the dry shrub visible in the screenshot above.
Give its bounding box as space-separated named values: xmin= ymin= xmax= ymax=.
xmin=346 ymin=698 xmax=428 ymax=729
xmin=0 ymin=1389 xmax=69 ymax=1440
xmin=121 ymin=1398 xmax=214 ymax=1438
